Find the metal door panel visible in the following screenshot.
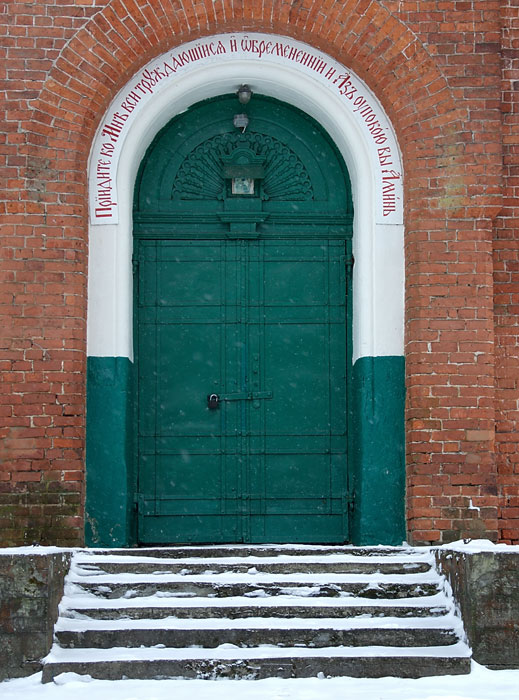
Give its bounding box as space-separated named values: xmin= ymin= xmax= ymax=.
xmin=136 ymin=237 xmax=348 ymax=543
xmin=134 ymin=96 xmax=353 ymax=544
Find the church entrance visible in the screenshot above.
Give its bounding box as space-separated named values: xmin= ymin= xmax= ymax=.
xmin=133 ymin=94 xmax=353 ymax=544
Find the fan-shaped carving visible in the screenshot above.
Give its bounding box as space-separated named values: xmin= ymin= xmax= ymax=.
xmin=171 ymin=132 xmax=314 ymax=201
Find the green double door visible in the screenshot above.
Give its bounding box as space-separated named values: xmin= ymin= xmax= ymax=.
xmin=133 ymin=94 xmax=353 ymax=544
xmin=135 ymin=236 xmax=349 ymax=543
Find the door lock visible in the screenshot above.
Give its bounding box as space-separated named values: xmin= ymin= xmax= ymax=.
xmin=207 ymin=393 xmax=220 ymax=409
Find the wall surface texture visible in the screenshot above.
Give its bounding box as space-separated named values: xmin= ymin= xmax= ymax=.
xmin=0 ymin=550 xmax=72 ymax=680
xmin=436 ymin=547 xmax=519 ymax=668
xmin=1 ymin=0 xmax=518 ymax=546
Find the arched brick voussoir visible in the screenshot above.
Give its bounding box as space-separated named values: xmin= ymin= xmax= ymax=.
xmin=26 ymin=0 xmax=463 ymax=175
xmin=25 ymin=0 xmax=498 ymax=358
xmin=19 ymin=0 xmax=502 ymax=237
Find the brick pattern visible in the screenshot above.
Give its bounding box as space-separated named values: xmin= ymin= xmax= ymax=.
xmin=0 ymin=0 xmax=516 ymax=545
xmin=494 ymin=0 xmax=519 ymax=544
xmin=0 ymin=1 xmax=107 ymax=545
xmin=387 ymin=0 xmax=503 ymax=544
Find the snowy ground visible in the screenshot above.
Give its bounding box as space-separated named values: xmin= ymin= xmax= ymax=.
xmin=1 ymin=664 xmax=519 ymax=700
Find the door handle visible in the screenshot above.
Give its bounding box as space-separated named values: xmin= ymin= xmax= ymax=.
xmin=222 ymin=391 xmax=273 ymax=401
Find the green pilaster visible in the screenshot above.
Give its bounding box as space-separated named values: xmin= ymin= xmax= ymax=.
xmin=350 ymin=356 xmax=406 ymax=545
xmin=85 ymin=357 xmax=134 ymax=547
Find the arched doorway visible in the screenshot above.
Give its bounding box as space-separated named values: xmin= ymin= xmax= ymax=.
xmin=85 ymin=34 xmax=405 ymax=548
xmin=133 ymin=95 xmax=353 ymax=543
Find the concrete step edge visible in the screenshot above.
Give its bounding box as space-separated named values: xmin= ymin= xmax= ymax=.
xmin=67 ymin=572 xmax=440 ymax=584
xmin=41 ymin=654 xmax=472 ymax=683
xmin=44 ymin=641 xmax=471 ymax=663
xmin=73 ymin=553 xmax=434 ymax=566
xmin=60 ymin=592 xmax=451 ymax=609
xmin=55 ymin=615 xmax=462 ymax=632
xmin=80 ymin=546 xmax=423 ymax=557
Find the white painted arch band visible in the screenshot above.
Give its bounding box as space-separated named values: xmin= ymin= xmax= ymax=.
xmin=87 ymin=33 xmax=404 ymax=362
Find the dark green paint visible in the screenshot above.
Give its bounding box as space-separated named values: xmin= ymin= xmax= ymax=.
xmin=350 ymin=356 xmax=406 ymax=545
xmin=85 ymin=353 xmax=406 ymax=546
xmin=135 ymin=238 xmax=349 ymax=544
xmin=85 ymin=357 xmax=134 ymax=547
xmin=133 ymin=95 xmax=352 ymax=544
xmin=85 ymin=94 xmax=406 ymax=547
xmin=133 ymin=95 xmax=352 ymax=239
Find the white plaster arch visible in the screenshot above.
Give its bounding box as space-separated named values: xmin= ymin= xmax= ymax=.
xmin=87 ymin=33 xmax=404 ymax=364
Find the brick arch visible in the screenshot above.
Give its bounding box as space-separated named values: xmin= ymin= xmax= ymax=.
xmin=28 ymin=1 xmax=461 ymax=188
xmin=20 ymin=0 xmax=500 ymax=546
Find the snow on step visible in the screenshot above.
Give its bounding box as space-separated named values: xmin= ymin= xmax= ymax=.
xmin=86 ymin=544 xmax=423 ymax=556
xmin=61 ymin=590 xmax=450 ymax=609
xmin=45 ymin=641 xmax=471 ymax=663
xmin=67 ymin=571 xmax=441 ymax=585
xmin=42 ymin=545 xmax=471 ymax=682
xmin=55 ymin=613 xmax=462 ymax=632
xmin=72 ymin=550 xmax=435 ymax=565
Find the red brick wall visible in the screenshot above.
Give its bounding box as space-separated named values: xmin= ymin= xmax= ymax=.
xmin=389 ymin=0 xmax=502 ymax=544
xmin=0 ymin=0 xmax=517 ymax=546
xmin=495 ymin=0 xmax=519 ymax=544
xmin=1 ymin=1 xmax=106 ymax=545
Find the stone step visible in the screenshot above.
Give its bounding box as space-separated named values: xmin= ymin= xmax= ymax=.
xmin=42 ymin=644 xmax=471 ymax=682
xmin=91 ymin=545 xmax=416 ymax=559
xmin=67 ymin=569 xmax=440 ymax=600
xmin=42 ymin=546 xmax=470 ymax=682
xmin=74 ymin=559 xmax=431 ymax=576
xmin=69 ymin=579 xmax=440 ymax=599
xmin=55 ymin=623 xmax=460 ymax=650
xmin=62 ymin=599 xmax=450 ymax=620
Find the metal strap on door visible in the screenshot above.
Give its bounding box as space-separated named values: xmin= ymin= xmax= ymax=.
xmin=207 ymin=391 xmax=273 ymax=409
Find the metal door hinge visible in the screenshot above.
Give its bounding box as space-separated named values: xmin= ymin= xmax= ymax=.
xmin=346 ymin=492 xmax=355 ymax=511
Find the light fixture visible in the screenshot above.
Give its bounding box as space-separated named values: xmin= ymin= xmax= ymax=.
xmin=237 ymin=84 xmax=252 ymax=105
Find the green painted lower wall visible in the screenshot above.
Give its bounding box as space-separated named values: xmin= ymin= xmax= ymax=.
xmin=85 ymin=357 xmax=134 ymax=547
xmin=85 ymin=355 xmax=405 ymax=547
xmin=350 ymin=355 xmax=406 ymax=545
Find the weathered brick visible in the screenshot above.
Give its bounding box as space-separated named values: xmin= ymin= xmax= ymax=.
xmin=1 ymin=0 xmax=517 ymax=546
